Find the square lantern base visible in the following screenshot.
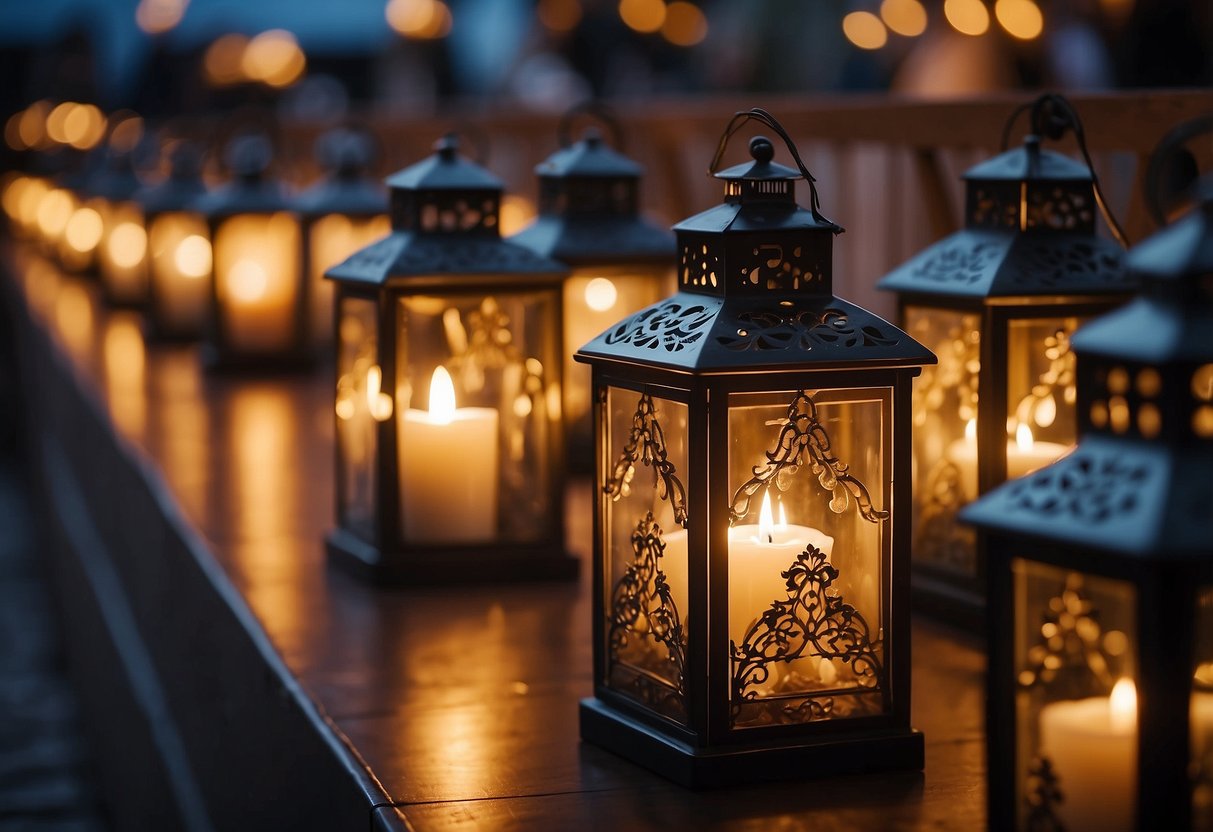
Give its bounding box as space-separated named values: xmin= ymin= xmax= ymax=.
xmin=910 ymin=572 xmax=985 ymax=633
xmin=325 ymin=527 xmax=581 ymax=585
xmin=579 ymin=697 xmax=924 ymax=789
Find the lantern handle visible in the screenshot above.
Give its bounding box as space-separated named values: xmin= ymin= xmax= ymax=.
xmin=1000 ymin=93 xmax=1130 ymax=248
xmin=1143 ymin=113 xmax=1213 ymax=227
xmin=557 ymin=101 xmax=626 ymax=152
xmin=708 ymin=107 xmax=842 ymax=234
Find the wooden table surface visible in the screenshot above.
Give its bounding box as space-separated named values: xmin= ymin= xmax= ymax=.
xmin=9 ymin=246 xmax=986 ymax=830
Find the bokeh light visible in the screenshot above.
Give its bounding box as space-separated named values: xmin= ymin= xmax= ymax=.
xmin=843 ymin=11 xmax=889 ymax=50
xmin=662 ymin=2 xmax=707 ymax=47
xmin=995 ymin=0 xmax=1043 ymax=40
xmin=242 ymin=30 xmax=307 ymax=88
xmin=386 ymin=0 xmax=453 ymax=39
xmin=136 ymin=0 xmax=189 ymax=35
xmin=619 ymin=0 xmax=666 ymax=34
xmin=944 ymin=0 xmax=990 ymax=36
xmin=881 ymin=0 xmax=928 ymax=37
xmin=204 ymin=34 xmax=251 ymax=86
xmin=537 ymin=0 xmax=582 ymax=33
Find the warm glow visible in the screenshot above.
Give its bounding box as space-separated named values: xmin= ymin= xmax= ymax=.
xmin=366 ymin=365 xmax=394 ymax=421
xmin=16 ymin=178 xmax=48 ymax=230
xmin=61 ymin=103 xmax=106 ymax=150
xmin=499 ymin=195 xmax=536 ymax=237
xmin=619 ymin=0 xmax=666 ymax=34
xmin=45 ymin=102 xmax=74 ymax=145
xmin=136 ymin=0 xmax=189 ymax=34
xmin=175 ymin=234 xmax=212 ymax=278
xmin=229 ymin=259 xmax=269 ymax=302
xmin=4 ymin=113 xmax=24 ymax=150
xmin=995 ymin=0 xmax=1043 ymax=39
xmin=1015 ymin=422 xmax=1034 ymax=451
xmin=204 ymin=34 xmax=251 ymax=85
xmin=965 ymin=417 xmax=977 ymax=443
xmin=242 ymin=30 xmax=306 ymax=88
xmin=757 ymin=490 xmax=775 ymax=543
xmin=1110 ymin=677 xmax=1137 ymax=733
xmin=108 ymin=221 xmax=147 ymax=268
xmin=18 ymin=101 xmax=49 ymax=149
xmin=386 ymin=0 xmax=453 ymax=39
xmin=37 ymin=189 xmax=76 ymax=239
xmin=661 ymin=2 xmax=707 ymax=46
xmin=583 ymin=277 xmax=618 ymax=312
xmin=109 ymin=116 xmax=144 ymax=153
xmin=777 ymin=500 xmax=788 ymax=531
xmin=881 ymin=0 xmax=927 ymax=36
xmin=429 ymin=365 xmax=456 ymax=424
xmin=1 ymin=176 xmax=25 ymax=219
xmin=537 ymin=0 xmax=581 ymax=32
xmin=843 ymin=11 xmax=888 ymax=49
xmin=944 ymin=0 xmax=990 ymax=35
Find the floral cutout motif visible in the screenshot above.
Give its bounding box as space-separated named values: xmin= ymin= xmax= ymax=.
xmin=604 ymin=299 xmax=715 ymax=353
xmin=910 ymin=240 xmax=1004 ymax=285
xmin=717 ymin=307 xmax=899 ymax=352
xmin=604 ymin=392 xmax=688 ymax=527
xmin=1002 ymin=450 xmax=1149 ymax=525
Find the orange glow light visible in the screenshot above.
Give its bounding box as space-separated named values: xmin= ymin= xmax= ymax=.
xmin=136 ymin=0 xmax=189 ymax=34
xmin=204 ymin=34 xmax=251 ymax=86
xmin=995 ymin=0 xmax=1043 ymax=40
xmin=661 ymin=1 xmax=707 ymax=46
xmin=880 ymin=0 xmax=927 ymax=37
xmin=537 ymin=0 xmax=582 ymax=32
xmin=619 ymin=0 xmax=666 ymax=34
xmin=242 ymin=30 xmax=307 ymax=88
xmin=843 ymin=11 xmax=888 ymax=49
xmin=944 ymin=0 xmax=990 ymax=35
xmin=386 ymin=0 xmax=453 ymax=39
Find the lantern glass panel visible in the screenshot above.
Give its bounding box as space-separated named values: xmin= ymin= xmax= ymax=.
xmin=601 ymin=385 xmax=689 ymax=724
xmin=1012 ymin=559 xmax=1137 ymax=832
xmin=905 ymin=305 xmax=981 ymax=575
xmin=1005 ymin=317 xmax=1080 ymax=475
xmin=727 ymin=388 xmax=889 ymax=729
xmin=148 ymin=211 xmax=210 ymax=334
xmin=393 ymin=291 xmax=558 ymax=546
xmin=213 ymin=212 xmax=301 ymax=354
xmin=58 ymin=194 xmax=101 ymax=271
xmin=564 ymin=266 xmax=671 ymax=441
xmin=309 ymin=214 xmax=390 ymax=341
xmin=336 ymin=296 xmax=386 ymax=540
xmin=1193 ymin=588 xmax=1213 ymax=830
xmin=100 ymin=199 xmax=147 ymax=303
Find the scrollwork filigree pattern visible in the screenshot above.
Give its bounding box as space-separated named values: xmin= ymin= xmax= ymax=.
xmin=605 ymin=392 xmax=688 ymax=527
xmin=1002 ymin=451 xmax=1149 ymax=525
xmin=1009 ymin=239 xmax=1122 ymax=289
xmin=716 ymin=308 xmax=899 ymax=352
xmin=914 ymin=459 xmax=976 ymax=573
xmin=603 ymin=299 xmax=714 ymax=353
xmin=909 ymin=240 xmax=1004 ymax=286
xmin=729 ymin=391 xmax=888 ymax=524
xmin=1024 ymin=756 xmax=1065 ymax=832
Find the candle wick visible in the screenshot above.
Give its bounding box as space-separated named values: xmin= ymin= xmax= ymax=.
xmin=767 ymin=533 xmax=772 ymax=544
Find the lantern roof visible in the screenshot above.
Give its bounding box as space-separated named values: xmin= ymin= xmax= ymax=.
xmin=384 ymin=134 xmax=501 ymax=191
xmin=960 ymin=190 xmax=1213 ymax=559
xmin=534 ymin=128 xmax=643 ymax=179
xmin=963 ymin=136 xmax=1092 ymax=183
xmin=192 ymin=134 xmax=291 ymax=219
xmin=294 ymin=129 xmax=386 ymax=219
xmin=136 ymin=141 xmax=206 ymax=215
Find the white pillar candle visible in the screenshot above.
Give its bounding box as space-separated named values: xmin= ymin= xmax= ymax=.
xmin=398 ymin=366 xmax=499 ymax=544
xmin=1038 ymin=677 xmax=1137 ymax=832
xmin=214 ymin=213 xmax=300 ymax=354
xmin=946 ymin=420 xmax=1070 ymax=498
xmin=149 ymin=214 xmax=211 ymax=334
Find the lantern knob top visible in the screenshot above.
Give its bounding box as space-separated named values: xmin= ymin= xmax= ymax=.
xmin=225 ymin=133 xmax=272 ymax=181
xmin=749 ymin=135 xmax=774 ymax=164
xmin=434 ymin=132 xmax=459 ymax=160
xmin=317 ymin=128 xmax=375 ymax=179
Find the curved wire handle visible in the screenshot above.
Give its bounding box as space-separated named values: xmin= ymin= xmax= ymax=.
xmin=1000 ymin=93 xmax=1130 ymax=249
xmin=1143 ymin=113 xmax=1212 ymax=227
xmin=557 ymin=100 xmax=626 ymax=151
xmin=708 ymin=107 xmax=843 ymax=234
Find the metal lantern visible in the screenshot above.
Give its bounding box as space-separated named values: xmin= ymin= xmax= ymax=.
xmin=137 ymin=141 xmax=210 ymax=340
xmin=193 ymin=134 xmax=307 ymax=370
xmin=576 ymin=110 xmax=934 ymax=786
xmin=293 ymin=128 xmax=389 ymax=347
xmin=90 ymin=146 xmax=149 ymax=306
xmin=511 ymin=122 xmax=675 ymax=463
xmin=962 ymin=188 xmax=1213 ymax=832
xmin=876 ymin=94 xmax=1134 ymax=627
xmin=324 ymin=134 xmax=577 ymax=584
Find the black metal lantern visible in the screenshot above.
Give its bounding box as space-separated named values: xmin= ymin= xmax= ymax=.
xmin=193 ymin=134 xmax=307 ymax=370
xmin=576 ymin=110 xmax=934 ymax=786
xmin=137 ymin=141 xmax=210 ymax=340
xmin=876 ymin=94 xmax=1134 ymax=627
xmin=962 ymin=188 xmax=1213 ymax=832
xmin=293 ymin=128 xmax=388 ymax=348
xmin=511 ymin=119 xmax=675 ymax=463
xmin=324 ymin=134 xmax=577 ymax=584
xmin=88 ymin=145 xmax=150 ymax=306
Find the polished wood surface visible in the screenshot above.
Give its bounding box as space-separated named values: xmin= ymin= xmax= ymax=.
xmin=8 ymin=247 xmax=986 ymax=829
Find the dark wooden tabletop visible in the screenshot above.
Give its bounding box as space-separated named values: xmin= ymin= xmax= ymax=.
xmin=10 ymin=247 xmax=986 ymax=830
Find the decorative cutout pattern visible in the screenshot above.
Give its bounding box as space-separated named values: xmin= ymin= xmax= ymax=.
xmin=603 ymin=298 xmax=714 ymax=353
xmin=969 ymin=185 xmax=1020 ymax=229
xmin=1002 ymin=451 xmax=1149 ymax=524
xmin=605 ymin=392 xmax=689 ymax=527
xmin=606 ymin=512 xmax=688 ymax=720
xmin=737 ymin=243 xmax=821 ymax=291
xmin=1009 ymin=239 xmax=1122 ymax=289
xmin=914 ymin=459 xmax=976 ymax=573
xmin=680 ymin=242 xmax=721 ymax=289
xmin=730 ymin=545 xmax=883 ymax=725
xmin=1025 ymin=185 xmax=1094 ymax=231
xmin=418 ymin=194 xmax=498 ymax=233
xmin=716 ymin=307 xmax=899 ymax=352
xmin=909 ymin=240 xmax=1004 ymax=286
xmin=1024 ymin=756 xmax=1065 ymax=831
xmin=729 ymin=391 xmax=888 ymax=524
xmin=1018 ymin=572 xmax=1117 ymax=698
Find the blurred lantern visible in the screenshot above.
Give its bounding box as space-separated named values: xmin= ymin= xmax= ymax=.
xmin=193 ymin=133 xmax=305 ymax=370
xmin=576 ymin=110 xmax=933 ymax=785
xmin=324 ymin=134 xmax=576 ymax=583
xmin=876 ymin=94 xmax=1133 ymax=627
xmin=136 ymin=140 xmax=210 ymax=340
xmin=962 ymin=186 xmax=1213 ymax=832
xmin=89 ymin=145 xmax=149 ymax=306
xmin=293 ymin=127 xmax=389 ymax=348
xmin=511 ymin=113 xmax=674 ymax=466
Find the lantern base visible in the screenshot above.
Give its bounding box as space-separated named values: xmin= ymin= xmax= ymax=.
xmin=200 ymin=344 xmax=319 ymax=374
xmin=910 ymin=572 xmax=985 ymax=632
xmin=325 ymin=527 xmax=581 ymax=585
xmin=579 ymin=697 xmax=924 ymax=789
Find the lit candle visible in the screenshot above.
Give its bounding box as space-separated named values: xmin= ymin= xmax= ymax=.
xmin=398 ymin=366 xmax=499 ymax=543
xmin=728 ymin=491 xmax=834 ymax=647
xmin=946 ymin=419 xmax=1070 ymax=498
xmin=1038 ymin=677 xmax=1137 ymax=832
xmin=149 ymin=215 xmax=211 ymax=336
xmin=214 ymin=213 xmax=300 ymax=353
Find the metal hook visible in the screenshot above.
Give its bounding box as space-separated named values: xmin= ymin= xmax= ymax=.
xmin=557 ymin=101 xmax=626 ymax=152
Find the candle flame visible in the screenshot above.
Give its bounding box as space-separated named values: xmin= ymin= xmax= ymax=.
xmin=1016 ymin=422 xmax=1034 ymax=451
xmin=175 ymin=234 xmax=211 ymax=278
xmin=777 ymin=499 xmax=788 ymax=531
xmin=1110 ymin=677 xmax=1137 ymax=732
xmin=229 ymin=258 xmax=268 ymax=302
xmin=965 ymin=417 xmax=976 ymax=442
xmin=429 ymin=365 xmax=456 ymax=425
xmin=758 ymin=490 xmax=775 ymax=544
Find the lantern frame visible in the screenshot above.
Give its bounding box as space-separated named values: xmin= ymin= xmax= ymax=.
xmin=576 ymin=110 xmax=934 ymax=786
xmin=877 ymin=95 xmax=1134 ymax=628
xmin=324 ymin=135 xmax=578 ymax=585
xmin=962 ymin=191 xmax=1213 ymax=831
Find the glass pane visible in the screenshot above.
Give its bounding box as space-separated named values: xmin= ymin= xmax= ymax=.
xmin=308 ymin=213 xmax=390 ymax=342
xmin=905 ymin=305 xmax=981 ymax=576
xmin=213 ymin=212 xmax=301 ymax=354
xmin=727 ymin=388 xmax=890 ymax=729
xmin=1194 ymin=588 xmax=1213 ymax=831
xmin=394 ymin=292 xmax=558 ymax=546
xmin=99 ymin=200 xmax=147 ymax=304
xmin=335 ymin=297 xmax=384 ymax=539
xmin=148 ymin=212 xmax=211 ymax=335
xmin=1013 ymin=559 xmax=1137 ymax=832
xmin=1006 ymin=317 xmax=1082 ymax=482
xmin=58 ymin=194 xmax=101 ymax=272
xmin=602 ymin=386 xmax=689 ymax=724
